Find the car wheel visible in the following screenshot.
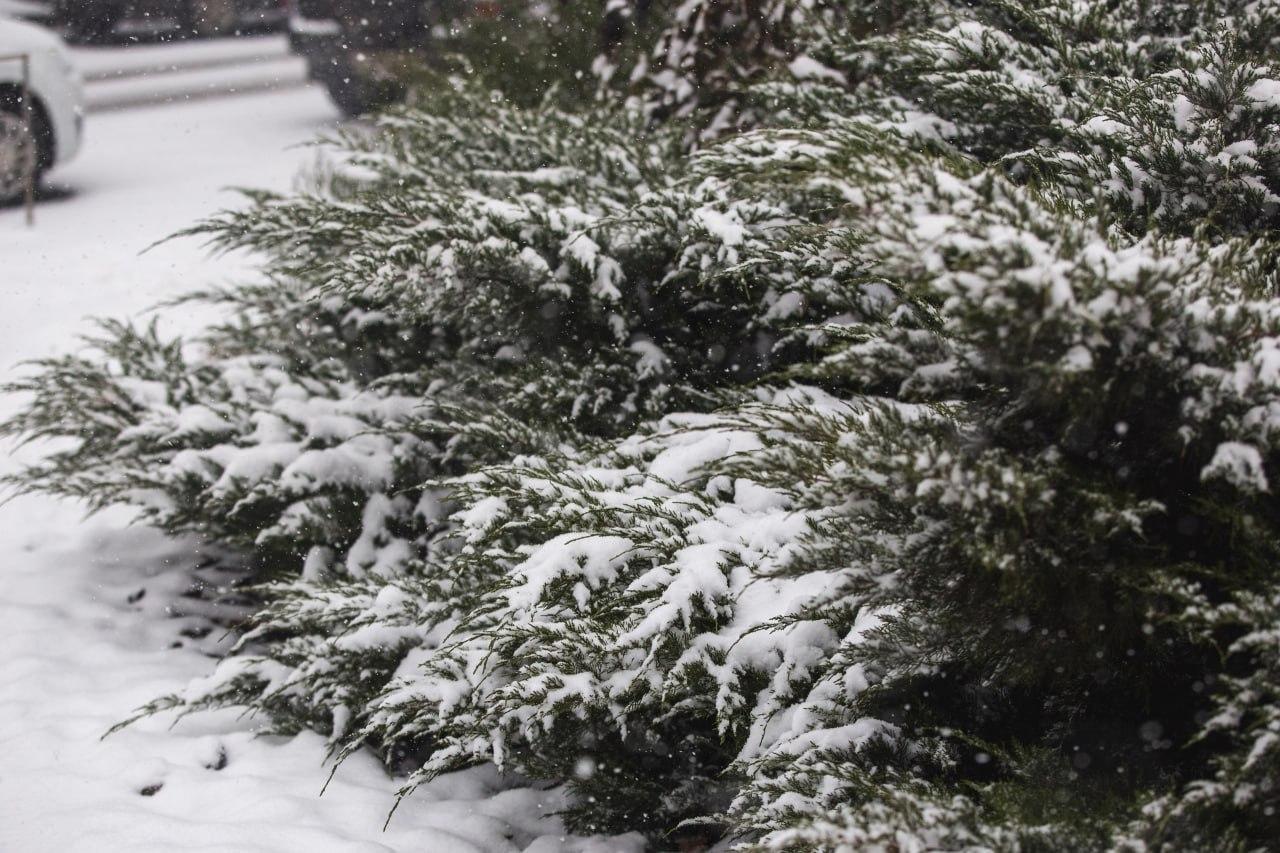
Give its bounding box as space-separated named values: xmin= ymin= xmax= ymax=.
xmin=324 ymin=77 xmax=404 ymax=117
xmin=0 ymin=107 xmax=39 ymax=204
xmin=187 ymin=0 xmax=239 ymax=37
xmin=314 ymin=57 xmax=406 ymax=117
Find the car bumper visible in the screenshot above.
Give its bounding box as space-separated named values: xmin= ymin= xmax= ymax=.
xmin=64 ymin=101 xmax=83 ymax=160
xmin=28 ymin=53 xmax=85 ymax=168
xmin=52 ymin=65 xmax=85 ymax=165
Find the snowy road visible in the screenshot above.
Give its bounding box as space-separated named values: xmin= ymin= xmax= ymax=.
xmin=73 ymin=35 xmax=309 ymax=112
xmin=0 ymin=81 xmax=334 ymax=365
xmin=0 ymin=77 xmax=606 ymax=852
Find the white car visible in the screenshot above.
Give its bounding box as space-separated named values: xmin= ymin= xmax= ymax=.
xmin=0 ymin=14 xmax=83 ymax=201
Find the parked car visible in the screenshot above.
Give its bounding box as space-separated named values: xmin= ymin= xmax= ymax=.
xmin=287 ymin=0 xmax=484 ymax=115
xmin=287 ymin=0 xmax=424 ymax=115
xmin=288 ymin=1 xmax=614 ymax=116
xmin=0 ymin=14 xmax=83 ymax=202
xmin=52 ymin=0 xmax=288 ymax=43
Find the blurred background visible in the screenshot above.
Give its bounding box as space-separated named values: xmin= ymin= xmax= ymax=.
xmin=0 ymin=0 xmax=442 ymax=116
xmin=0 ymin=0 xmax=603 ymax=215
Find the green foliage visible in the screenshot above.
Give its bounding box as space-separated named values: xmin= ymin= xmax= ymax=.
xmin=2 ymin=80 xmax=871 ymax=837
xmin=7 ymin=0 xmax=1280 ymax=849
xmin=719 ymin=167 xmax=1280 ymax=850
xmin=407 ymin=0 xmax=610 ymax=107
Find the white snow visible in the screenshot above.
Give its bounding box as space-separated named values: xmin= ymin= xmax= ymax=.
xmin=787 ymin=54 xmax=846 ymax=85
xmin=1246 ymin=77 xmax=1280 ymax=109
xmin=692 ymin=205 xmax=746 ymax=247
xmin=72 ymin=34 xmax=293 ymax=82
xmin=85 ymin=54 xmax=308 ymax=112
xmin=1201 ymin=441 xmax=1269 ymax=492
xmin=0 ymin=81 xmax=623 ymax=852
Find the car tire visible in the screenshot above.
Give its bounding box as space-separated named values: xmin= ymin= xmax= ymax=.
xmin=314 ymin=58 xmax=406 ymax=117
xmin=0 ymin=103 xmax=43 ymax=204
xmin=187 ymin=0 xmax=239 ymax=38
xmin=324 ymin=77 xmax=404 ymax=117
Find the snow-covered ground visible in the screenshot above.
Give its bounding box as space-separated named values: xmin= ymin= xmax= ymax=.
xmin=0 ymin=77 xmax=635 ymax=853
xmin=0 ymin=0 xmax=49 ymax=21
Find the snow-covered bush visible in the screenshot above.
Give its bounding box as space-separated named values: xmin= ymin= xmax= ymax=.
xmin=5 ymin=89 xmax=862 ymax=570
xmin=600 ymin=0 xmax=812 ymax=137
xmin=3 ymin=286 xmax=431 ymax=566
xmin=8 ymin=0 xmax=1280 ymax=848
xmin=4 ymin=85 xmax=876 ymax=827
xmin=714 ymin=140 xmax=1280 ymax=851
xmin=755 ymin=0 xmax=1280 ymax=235
xmin=216 ymin=128 xmax=1278 ymax=848
xmin=1014 ymin=32 xmax=1280 ymax=237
